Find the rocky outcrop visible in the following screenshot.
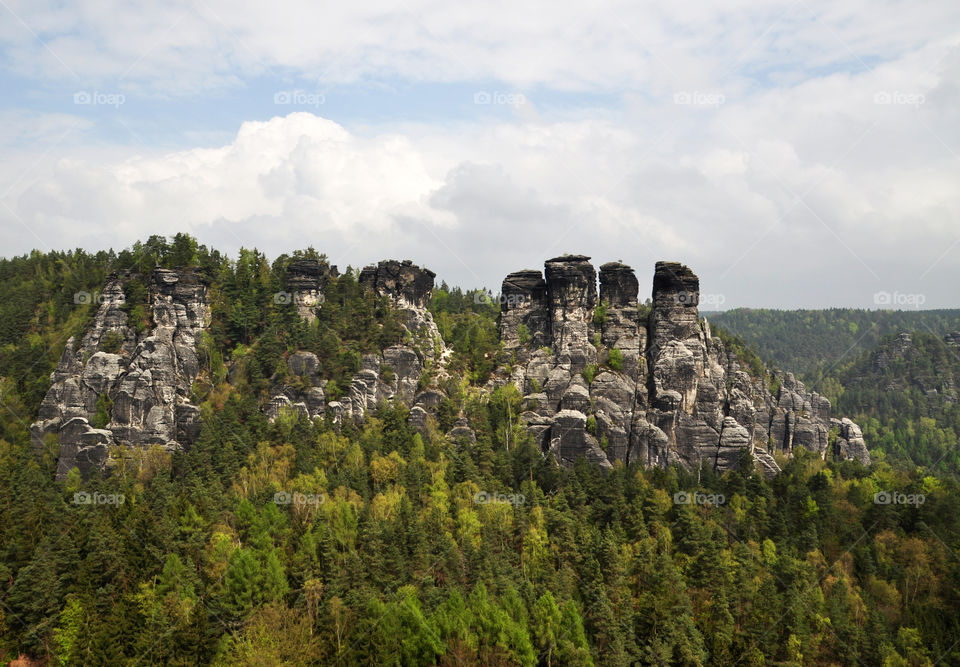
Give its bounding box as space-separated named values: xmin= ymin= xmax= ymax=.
xmin=359 ymin=259 xmax=434 ymax=310
xmin=37 ymin=252 xmax=868 ymax=481
xmin=359 ymin=260 xmax=445 ymax=355
xmin=833 ymin=418 xmax=871 ymax=465
xmin=31 ymin=269 xmax=210 ymax=479
xmin=285 ymin=259 xmax=337 ymax=322
xmin=266 ymin=259 xmax=448 ymax=426
xmin=544 ymin=255 xmax=597 ymax=370
xmin=497 ymin=256 xmax=871 ymax=476
xmin=500 ymin=270 xmax=549 ymax=353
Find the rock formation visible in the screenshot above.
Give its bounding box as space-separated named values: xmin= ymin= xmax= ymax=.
xmin=267 ymin=260 xmax=448 ymax=426
xmin=285 ymin=258 xmax=338 ymax=322
xmin=500 ymin=256 xmax=870 ymax=475
xmin=31 ymin=269 xmax=210 ymax=479
xmin=35 ymin=253 xmax=869 ymax=480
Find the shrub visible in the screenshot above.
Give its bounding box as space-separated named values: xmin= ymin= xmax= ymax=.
xmin=100 ymin=330 xmax=124 ymax=354
xmin=517 ymin=323 xmax=531 ymax=345
xmin=92 ymin=392 xmax=113 ymax=428
xmin=608 ymin=348 xmax=623 ymax=371
xmin=586 ymin=416 xmax=597 ymax=435
xmin=582 ymin=364 xmax=598 ymax=384
xmin=592 ymin=301 xmax=609 ymax=327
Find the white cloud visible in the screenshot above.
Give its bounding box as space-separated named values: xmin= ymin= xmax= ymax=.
xmin=1 ymin=0 xmax=958 ymax=95
xmin=2 ymin=65 xmax=958 ymax=308
xmin=0 ymin=0 xmax=958 ymax=308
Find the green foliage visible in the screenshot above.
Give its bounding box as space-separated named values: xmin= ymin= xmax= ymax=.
xmin=99 ymin=330 xmax=124 ymax=354
xmin=709 ymin=308 xmax=960 ymax=380
xmin=92 ymin=392 xmax=112 ymax=429
xmin=517 ymin=322 xmax=531 ymax=345
xmin=608 ymin=347 xmax=623 ymax=371
xmin=121 ymin=277 xmax=150 ymax=334
xmin=2 ymin=236 xmax=960 ymax=666
xmin=824 ymin=331 xmax=960 ymax=473
xmin=592 ymin=301 xmax=608 ymax=327
xmin=582 ymin=363 xmax=598 ymax=384
xmin=711 ymin=322 xmax=767 ymax=379
xmin=429 ymin=285 xmax=501 ymax=385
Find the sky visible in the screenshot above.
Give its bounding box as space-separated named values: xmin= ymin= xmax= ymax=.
xmin=0 ymin=0 xmax=957 ymax=309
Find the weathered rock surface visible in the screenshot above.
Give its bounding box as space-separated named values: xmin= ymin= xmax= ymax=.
xmin=266 ymin=259 xmax=448 ymax=426
xmin=500 ymin=270 xmax=549 ymax=354
xmin=31 ymin=269 xmax=210 ymax=479
xmin=36 ymin=253 xmax=869 ymax=482
xmin=545 ymin=255 xmax=597 ymax=369
xmin=833 ymin=417 xmax=871 ymax=465
xmin=286 ymin=258 xmax=337 ymax=322
xmin=495 ymin=256 xmax=871 ymax=477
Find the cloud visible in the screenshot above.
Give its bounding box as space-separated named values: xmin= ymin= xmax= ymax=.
xmin=2 ymin=0 xmax=958 ymax=95
xmin=2 ymin=65 xmax=958 ymax=308
xmin=0 ymin=1 xmax=958 ymax=308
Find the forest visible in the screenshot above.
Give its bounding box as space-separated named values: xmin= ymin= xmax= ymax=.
xmin=708 ymin=308 xmax=960 ymax=380
xmin=0 ymin=236 xmax=958 ymax=665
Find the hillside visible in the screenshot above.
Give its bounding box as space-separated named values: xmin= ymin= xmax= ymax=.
xmin=0 ymin=236 xmax=958 ymax=665
xmin=821 ymin=331 xmax=960 ymax=473
xmin=707 ymin=308 xmax=960 ymax=380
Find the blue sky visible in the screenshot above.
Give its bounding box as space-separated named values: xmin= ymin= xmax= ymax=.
xmin=0 ymin=0 xmax=958 ymax=308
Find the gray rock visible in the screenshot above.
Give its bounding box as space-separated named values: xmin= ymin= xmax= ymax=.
xmin=545 ymin=254 xmax=596 ymax=355
xmin=833 ymin=417 xmax=871 ymax=465
xmin=599 ymin=261 xmax=638 ymax=308
xmin=499 ymin=270 xmax=550 ymax=352
xmin=286 ymin=259 xmax=337 ymax=322
xmin=287 ymin=351 xmax=322 ymax=385
xmin=382 ymin=345 xmax=421 ymax=403
xmin=549 ymin=409 xmax=612 ymax=468
xmin=447 ymin=418 xmax=477 ymax=445
xmin=495 ymin=256 xmax=869 ymax=478
xmin=560 ymin=384 xmax=591 ymax=412
xmin=408 ymin=405 xmax=429 ymax=434
xmin=31 ymin=268 xmax=210 ymax=479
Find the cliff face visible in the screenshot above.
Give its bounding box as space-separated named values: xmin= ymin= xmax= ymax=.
xmin=35 ymin=254 xmax=868 ymax=480
xmin=286 ymin=258 xmax=338 ymax=322
xmin=268 ymin=259 xmax=448 ymax=426
xmin=31 ymin=269 xmax=210 ymax=479
xmin=499 ymin=257 xmax=870 ymax=476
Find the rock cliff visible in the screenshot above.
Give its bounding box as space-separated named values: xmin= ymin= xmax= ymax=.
xmin=285 ymin=258 xmax=338 ymax=322
xmin=499 ymin=257 xmax=870 ymax=475
xmin=35 ymin=254 xmax=869 ymax=480
xmin=31 ymin=269 xmax=210 ymax=479
xmin=269 ymin=259 xmax=448 ymax=426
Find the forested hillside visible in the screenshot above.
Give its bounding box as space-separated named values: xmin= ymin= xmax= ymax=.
xmin=1 ymin=237 xmax=959 ymax=665
xmin=816 ymin=331 xmax=960 ymax=476
xmin=707 ymin=309 xmax=960 ymax=379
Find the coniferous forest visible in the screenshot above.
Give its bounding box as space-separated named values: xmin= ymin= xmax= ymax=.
xmin=1 ymin=236 xmax=959 ymax=666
